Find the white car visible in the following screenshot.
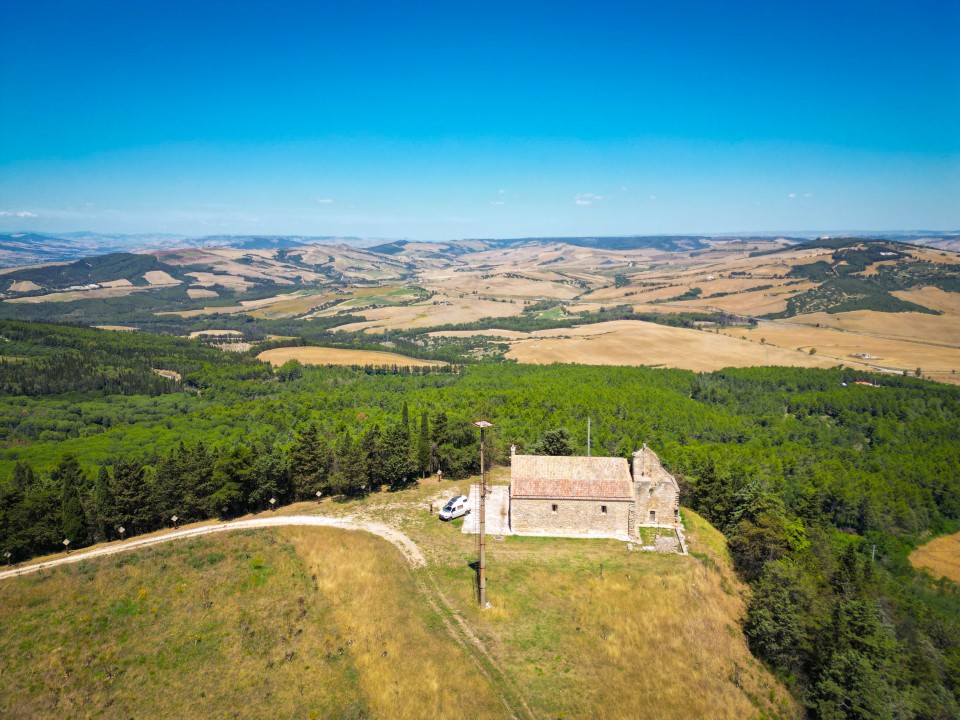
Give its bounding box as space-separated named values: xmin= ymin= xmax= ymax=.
xmin=439 ymin=495 xmax=470 ymax=521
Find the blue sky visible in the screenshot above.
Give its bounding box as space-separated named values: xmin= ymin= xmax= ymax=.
xmin=1 ymin=0 xmax=958 ymax=239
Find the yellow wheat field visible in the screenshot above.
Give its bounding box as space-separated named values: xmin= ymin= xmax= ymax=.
xmin=258 ymin=346 xmax=447 ymax=368
xmin=910 ymin=531 xmax=960 ymax=582
xmin=506 ymin=320 xmax=833 ymax=371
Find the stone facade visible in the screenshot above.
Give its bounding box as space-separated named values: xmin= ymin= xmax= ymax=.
xmin=509 ymin=444 xmax=680 ymax=541
xmin=510 ymin=496 xmax=633 ymax=538
xmin=631 ymin=444 xmax=681 ymax=530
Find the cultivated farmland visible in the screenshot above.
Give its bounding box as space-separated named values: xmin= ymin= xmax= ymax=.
xmin=258 ymin=346 xmax=448 ymax=368
xmin=910 ymin=531 xmax=960 ymax=583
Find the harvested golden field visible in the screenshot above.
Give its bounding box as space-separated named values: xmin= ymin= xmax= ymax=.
xmin=160 ymin=292 xmax=313 ymax=318
xmin=184 ymin=270 xmax=252 ymax=290
xmin=910 ymin=531 xmax=960 ymax=582
xmin=93 ymin=324 xmax=139 ymax=332
xmin=142 ymin=270 xmax=180 ymax=285
xmin=891 ymin=286 xmax=960 ymax=314
xmin=334 ymin=292 xmax=524 ymax=332
xmin=434 ymin=271 xmax=581 ymax=300
xmin=6 ymin=286 xmax=144 ymax=303
xmin=793 ymin=307 xmax=960 ymax=345
xmin=186 ymin=287 xmax=219 ymax=299
xmin=721 ymin=321 xmax=960 ymax=378
xmin=258 ymin=346 xmax=447 ymax=368
xmin=505 ymin=320 xmax=833 ymax=371
xmin=588 ymin=283 xmax=682 ymax=302
xmin=6 ymin=280 xmax=41 ymax=292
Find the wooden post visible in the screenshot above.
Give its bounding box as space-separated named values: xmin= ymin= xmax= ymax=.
xmin=473 ymin=420 xmax=492 ymax=608
xmin=479 ymin=425 xmax=487 ymax=607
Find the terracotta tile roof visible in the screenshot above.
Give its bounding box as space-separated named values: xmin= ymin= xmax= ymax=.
xmin=510 ymin=455 xmax=633 ymax=500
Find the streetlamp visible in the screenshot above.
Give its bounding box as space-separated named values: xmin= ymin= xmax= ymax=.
xmin=473 ymin=420 xmax=492 ymax=608
xmin=269 ymin=497 xmax=277 ymax=511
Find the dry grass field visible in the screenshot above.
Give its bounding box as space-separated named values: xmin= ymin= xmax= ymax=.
xmin=443 ymin=510 xmax=796 ymax=720
xmin=0 ymin=528 xmax=505 ymax=720
xmin=6 ymin=280 xmax=41 ymax=292
xmin=334 ymin=292 xmax=525 ymax=333
xmin=184 ymin=270 xmax=253 ymax=290
xmin=505 ymin=320 xmax=834 ymax=371
xmin=720 ymin=321 xmax=960 ymax=380
xmin=793 ymin=308 xmax=960 ymax=345
xmin=186 ymin=287 xmax=219 ymax=299
xmin=910 ymin=531 xmax=960 ymax=583
xmin=143 ymin=270 xmax=180 ymax=285
xmin=93 ymin=325 xmax=139 ymax=332
xmin=331 ymin=483 xmax=798 ymax=720
xmin=188 ymin=329 xmax=242 ymax=338
xmin=258 ymin=346 xmax=447 ymax=368
xmin=7 ymin=286 xmax=145 ymax=303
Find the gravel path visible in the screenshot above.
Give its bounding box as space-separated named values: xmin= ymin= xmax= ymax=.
xmin=0 ymin=514 xmax=425 ymax=582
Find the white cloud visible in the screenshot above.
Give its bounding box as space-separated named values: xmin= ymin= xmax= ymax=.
xmin=649 ymin=195 xmax=657 ymax=201
xmin=788 ymin=193 xmax=797 ymax=199
xmin=498 ymin=189 xmax=506 ymax=194
xmin=0 ymin=210 xmax=38 ymax=218
xmin=317 ymin=198 xmax=334 ymax=204
xmin=490 ymin=200 xmax=505 ymax=206
xmin=804 ymin=193 xmax=812 ymax=198
xmin=574 ymin=193 xmax=604 ymax=205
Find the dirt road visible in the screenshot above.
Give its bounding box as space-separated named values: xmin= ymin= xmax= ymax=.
xmin=0 ymin=514 xmax=425 ymax=582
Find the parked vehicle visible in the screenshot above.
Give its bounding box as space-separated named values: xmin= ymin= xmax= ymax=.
xmin=439 ymin=494 xmax=470 ymax=521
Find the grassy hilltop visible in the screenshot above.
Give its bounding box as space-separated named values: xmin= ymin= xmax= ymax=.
xmin=0 ymin=495 xmax=795 ymax=720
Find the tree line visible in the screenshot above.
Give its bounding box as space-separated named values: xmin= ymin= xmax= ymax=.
xmin=0 ymin=404 xmax=481 ymax=558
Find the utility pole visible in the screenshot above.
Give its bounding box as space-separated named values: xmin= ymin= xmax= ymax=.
xmin=473 ymin=420 xmax=492 ymax=607
xmin=587 ymin=416 xmax=591 ymax=457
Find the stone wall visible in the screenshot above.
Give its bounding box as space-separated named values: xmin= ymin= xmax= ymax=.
xmin=631 ymin=445 xmax=680 ymax=528
xmin=511 ymin=497 xmax=631 ymax=538
xmin=634 ymin=482 xmax=679 ymax=527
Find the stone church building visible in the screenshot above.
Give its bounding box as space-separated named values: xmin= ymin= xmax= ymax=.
xmin=508 ymin=444 xmax=680 ymax=540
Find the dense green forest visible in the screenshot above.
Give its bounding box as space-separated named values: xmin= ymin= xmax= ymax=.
xmin=0 ymin=320 xmax=958 ymax=718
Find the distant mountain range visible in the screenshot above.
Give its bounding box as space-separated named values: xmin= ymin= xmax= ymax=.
xmin=0 ymin=230 xmax=956 ymax=269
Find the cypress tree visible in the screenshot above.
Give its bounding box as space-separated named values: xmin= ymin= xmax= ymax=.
xmin=418 ymin=410 xmax=430 ymax=477
xmin=91 ymin=465 xmax=115 ymax=542
xmin=290 ymin=424 xmax=332 ymax=499
xmin=55 ymin=455 xmax=89 ymax=548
